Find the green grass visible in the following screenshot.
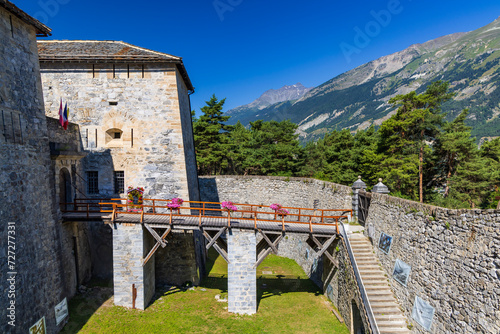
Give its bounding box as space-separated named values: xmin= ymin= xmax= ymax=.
xmin=61 ymin=250 xmax=349 ymax=333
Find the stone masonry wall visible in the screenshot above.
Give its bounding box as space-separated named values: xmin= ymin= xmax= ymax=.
xmin=113 ymin=223 xmax=155 ymax=310
xmin=40 ymin=61 xmax=194 ymax=201
xmin=365 ymin=193 xmax=500 ymax=333
xmin=198 ymin=175 xmax=366 ymax=327
xmin=227 ymin=229 xmax=257 ymax=315
xmin=0 ymin=6 xmax=73 ymax=333
xmin=155 ymin=230 xmax=201 ymax=286
xmin=199 ymin=175 xmax=352 ymax=290
xmin=199 ymin=176 xmax=352 ymax=210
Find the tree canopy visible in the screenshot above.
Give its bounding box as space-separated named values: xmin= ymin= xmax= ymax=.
xmin=192 ymin=86 xmax=500 ymax=209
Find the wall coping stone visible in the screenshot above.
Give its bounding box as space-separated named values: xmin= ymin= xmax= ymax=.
xmin=198 ymin=175 xmax=352 ymax=193
xmin=369 ymin=192 xmax=500 ymax=216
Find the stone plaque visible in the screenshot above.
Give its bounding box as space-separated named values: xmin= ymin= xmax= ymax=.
xmin=412 ymin=296 xmax=435 ymax=331
xmin=55 ymin=297 xmax=69 ymax=325
xmin=392 ymin=259 xmax=411 ymax=286
xmin=29 ymin=317 xmax=46 ymax=334
xmin=378 ymin=232 xmax=393 ymax=254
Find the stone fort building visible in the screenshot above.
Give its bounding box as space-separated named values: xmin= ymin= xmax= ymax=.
xmin=1 ymin=1 xmax=203 ymax=332
xmin=38 ymin=39 xmax=199 ymax=202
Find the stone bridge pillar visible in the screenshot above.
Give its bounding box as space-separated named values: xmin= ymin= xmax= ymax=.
xmin=113 ymin=223 xmax=155 ymax=310
xmin=227 ymin=229 xmax=257 ymax=315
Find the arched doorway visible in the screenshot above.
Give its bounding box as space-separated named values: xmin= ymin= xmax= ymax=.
xmin=59 ymin=168 xmax=72 ymax=211
xmin=351 ymin=300 xmax=365 ymax=334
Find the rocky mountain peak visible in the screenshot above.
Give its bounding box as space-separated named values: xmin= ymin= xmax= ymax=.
xmin=227 ymin=83 xmax=312 ymax=115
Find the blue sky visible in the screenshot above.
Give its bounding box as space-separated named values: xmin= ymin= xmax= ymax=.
xmin=20 ymin=0 xmax=500 ymax=114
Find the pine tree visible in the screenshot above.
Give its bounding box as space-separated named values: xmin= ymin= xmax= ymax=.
xmin=433 ymin=109 xmax=477 ymax=197
xmin=193 ymin=95 xmax=232 ymax=175
xmin=382 ymin=81 xmax=453 ymax=202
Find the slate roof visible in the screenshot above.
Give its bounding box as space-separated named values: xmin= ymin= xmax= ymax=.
xmin=38 ymin=40 xmax=193 ymax=91
xmin=0 ymin=0 xmax=51 ymax=37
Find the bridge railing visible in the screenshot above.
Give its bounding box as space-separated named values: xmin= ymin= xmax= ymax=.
xmin=110 ymin=200 xmax=351 ymax=234
xmin=60 ymin=198 xmax=352 ymax=233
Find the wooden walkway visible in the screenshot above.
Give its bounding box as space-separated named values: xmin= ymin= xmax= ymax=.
xmin=61 ymin=199 xmax=352 ymax=236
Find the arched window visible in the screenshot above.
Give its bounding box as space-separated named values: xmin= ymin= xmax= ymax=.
xmin=105 ymin=128 xmax=123 ymax=146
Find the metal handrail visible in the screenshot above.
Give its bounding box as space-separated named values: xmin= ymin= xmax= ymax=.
xmin=111 ymin=202 xmax=346 ymax=232
xmin=339 ymin=223 xmax=379 ymax=334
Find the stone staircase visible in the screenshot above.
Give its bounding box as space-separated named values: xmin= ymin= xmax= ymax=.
xmin=348 ymin=233 xmax=411 ymax=334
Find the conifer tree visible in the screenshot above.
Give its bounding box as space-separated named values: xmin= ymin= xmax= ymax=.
xmin=193 ymin=95 xmax=232 ymax=175
xmin=382 ymin=81 xmax=453 ymax=202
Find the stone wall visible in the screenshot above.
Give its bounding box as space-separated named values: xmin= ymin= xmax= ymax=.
xmin=199 ymin=176 xmax=352 ymax=210
xmin=198 ymin=176 xmax=367 ymax=328
xmin=365 ymin=193 xmax=500 ymax=333
xmin=155 ymin=230 xmax=202 ymax=286
xmin=113 ymin=223 xmax=155 ymax=310
xmin=227 ymin=229 xmax=257 ymax=314
xmin=0 ymin=6 xmax=72 ymax=333
xmin=40 ymin=60 xmax=195 ymax=201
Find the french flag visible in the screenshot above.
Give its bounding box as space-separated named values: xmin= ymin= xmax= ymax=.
xmin=59 ymin=99 xmax=69 ymax=130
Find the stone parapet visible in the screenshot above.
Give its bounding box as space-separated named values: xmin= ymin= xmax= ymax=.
xmin=366 ymin=193 xmax=500 ymax=333
xmin=199 ymin=176 xmax=352 ymax=210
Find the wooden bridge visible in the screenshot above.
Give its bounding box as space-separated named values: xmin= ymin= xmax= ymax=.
xmin=61 ymin=198 xmax=351 ymax=314
xmin=61 ymin=198 xmax=350 ymax=236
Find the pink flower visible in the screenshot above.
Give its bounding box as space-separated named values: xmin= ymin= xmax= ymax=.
xmin=221 ymin=201 xmax=238 ymax=212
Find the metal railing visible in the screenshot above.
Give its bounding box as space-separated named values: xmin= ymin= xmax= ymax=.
xmin=60 ymin=198 xmax=352 ymax=233
xmin=339 ymin=223 xmax=379 ymax=334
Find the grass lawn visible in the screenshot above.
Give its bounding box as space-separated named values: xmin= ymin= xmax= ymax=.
xmin=62 ymin=250 xmax=349 ymax=333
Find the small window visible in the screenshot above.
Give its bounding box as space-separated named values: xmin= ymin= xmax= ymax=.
xmin=109 ymin=101 xmax=118 ymax=106
xmin=86 ymin=171 xmax=99 ymax=194
xmin=114 ymin=171 xmax=125 ymax=194
xmin=105 ymin=128 xmax=123 ymax=146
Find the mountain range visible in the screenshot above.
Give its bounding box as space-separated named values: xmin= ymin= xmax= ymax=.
xmin=227 ymin=17 xmax=500 ymax=142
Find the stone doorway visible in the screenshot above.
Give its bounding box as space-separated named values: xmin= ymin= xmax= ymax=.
xmin=59 ymin=167 xmax=72 ymax=211
xmin=351 ymin=300 xmax=365 ymax=334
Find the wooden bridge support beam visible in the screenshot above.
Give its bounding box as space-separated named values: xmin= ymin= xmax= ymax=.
xmin=112 ymin=223 xmax=155 ymax=310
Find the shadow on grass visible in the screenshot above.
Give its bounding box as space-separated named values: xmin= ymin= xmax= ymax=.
xmin=199 ymin=273 xmax=322 ymax=310
xmin=61 ymin=279 xmax=113 ymax=334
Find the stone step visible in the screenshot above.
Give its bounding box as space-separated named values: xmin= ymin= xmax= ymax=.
xmin=378 ymin=328 xmax=411 ymax=334
xmin=366 ymin=289 xmax=394 ymax=297
xmin=377 ymin=320 xmax=407 ymax=327
xmin=371 ymin=307 xmax=402 ymax=315
xmin=367 ymin=295 xmax=397 ymax=303
xmin=359 ymin=268 xmax=385 ymax=274
xmin=361 ymin=275 xmax=387 ymax=282
xmin=358 ymin=264 xmax=384 ymax=273
xmin=375 ymin=314 xmax=407 ymax=322
xmin=370 ymin=301 xmax=403 ymax=309
xmin=354 ymin=255 xmax=377 ymax=264
xmin=350 ymin=243 xmax=371 ymax=248
xmin=363 ymin=277 xmax=387 ymax=287
xmin=353 ymin=251 xmax=375 ymax=257
xmin=359 ymin=269 xmax=386 ymax=275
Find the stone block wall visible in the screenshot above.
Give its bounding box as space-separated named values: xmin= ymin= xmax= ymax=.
xmin=199 ymin=176 xmax=352 ymax=210
xmin=227 ymin=229 xmax=257 ymax=315
xmin=365 ymin=193 xmax=500 ymax=333
xmin=0 ymin=6 xmax=79 ymax=333
xmin=113 ymin=223 xmax=155 ymax=310
xmin=40 ymin=61 xmax=196 ymax=201
xmin=155 ymin=230 xmax=201 ymax=286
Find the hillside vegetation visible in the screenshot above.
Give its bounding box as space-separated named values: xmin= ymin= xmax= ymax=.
xmin=228 ymin=17 xmax=500 ymax=142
